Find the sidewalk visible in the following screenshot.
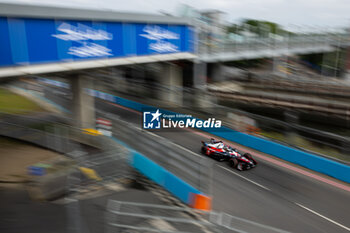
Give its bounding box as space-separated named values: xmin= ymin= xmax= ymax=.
xmin=0 ymin=175 xmax=224 ymax=233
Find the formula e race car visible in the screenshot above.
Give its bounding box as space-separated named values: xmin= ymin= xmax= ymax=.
xmin=201 ymin=138 xmax=257 ymax=171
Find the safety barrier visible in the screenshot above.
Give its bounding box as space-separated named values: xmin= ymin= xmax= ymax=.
xmin=129 ymin=149 xmax=211 ymax=210
xmin=203 ymin=128 xmax=350 ymax=183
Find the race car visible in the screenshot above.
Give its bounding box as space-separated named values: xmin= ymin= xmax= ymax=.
xmin=201 ymin=138 xmax=257 ymax=171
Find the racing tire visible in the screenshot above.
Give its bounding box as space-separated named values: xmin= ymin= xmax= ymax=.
xmin=201 ymin=147 xmax=206 ymax=154
xmin=243 ymin=153 xmax=252 ymax=159
xmin=243 ymin=153 xmax=257 ymax=165
xmin=229 ymin=158 xmax=238 ymax=168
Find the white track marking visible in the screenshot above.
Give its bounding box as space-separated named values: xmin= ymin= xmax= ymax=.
xmin=218 ymin=165 xmax=270 ymax=191
xmin=295 ymin=203 xmax=350 ymax=232
xmin=105 ymin=112 xmax=203 ymax=159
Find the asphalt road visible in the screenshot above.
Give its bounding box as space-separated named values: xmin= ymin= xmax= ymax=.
xmin=40 ymin=82 xmax=350 ymax=233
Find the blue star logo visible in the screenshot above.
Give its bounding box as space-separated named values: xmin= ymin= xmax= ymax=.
xmin=143 ymin=109 xmax=162 ymax=129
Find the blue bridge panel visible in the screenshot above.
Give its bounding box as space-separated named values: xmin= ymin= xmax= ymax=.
xmin=0 ymin=17 xmax=195 ymax=67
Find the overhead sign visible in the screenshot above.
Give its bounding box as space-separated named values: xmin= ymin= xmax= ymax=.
xmin=0 ymin=17 xmax=195 ymax=67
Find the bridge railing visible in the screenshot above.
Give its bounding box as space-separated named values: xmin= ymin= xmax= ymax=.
xmin=198 ymin=33 xmax=349 ymax=55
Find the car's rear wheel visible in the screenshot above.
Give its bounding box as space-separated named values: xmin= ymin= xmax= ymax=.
xmin=230 ymin=158 xmax=238 ymax=168
xmin=201 ymin=146 xmax=206 ymax=154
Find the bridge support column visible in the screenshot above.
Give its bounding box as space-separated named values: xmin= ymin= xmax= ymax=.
xmin=70 ymin=74 xmax=95 ymax=128
xmin=193 ymin=62 xmax=207 ymax=88
xmin=193 ymin=62 xmax=216 ymax=110
xmin=157 ymin=63 xmax=183 ymax=106
xmin=284 ymin=110 xmax=299 ymax=146
xmin=210 ymin=63 xmax=225 ymax=82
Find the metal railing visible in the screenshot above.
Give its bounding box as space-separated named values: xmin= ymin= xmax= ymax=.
xmin=0 ymin=113 xmax=76 ymax=154
xmin=97 ymin=109 xmax=215 ymax=195
xmin=0 ymin=111 xmax=131 ymax=197
xmin=67 ymin=149 xmax=132 ymax=192
xmin=198 ymin=33 xmax=350 ymax=56
xmin=209 ymin=212 xmax=290 ymax=233
xmin=105 ymin=200 xmax=291 ymax=233
xmin=105 ymin=200 xmax=219 ymax=233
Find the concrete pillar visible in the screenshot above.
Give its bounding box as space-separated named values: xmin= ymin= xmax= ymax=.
xmin=193 ymin=62 xmax=207 ymax=88
xmin=192 ymin=62 xmax=215 ymax=110
xmin=157 ymin=63 xmax=183 ymax=106
xmin=70 ymin=74 xmax=95 ymax=128
xmin=284 ymin=110 xmax=299 ymax=146
xmin=209 ymin=63 xmax=224 ymax=82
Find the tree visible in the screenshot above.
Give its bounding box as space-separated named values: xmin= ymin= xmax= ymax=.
xmin=227 ymin=19 xmax=291 ymax=37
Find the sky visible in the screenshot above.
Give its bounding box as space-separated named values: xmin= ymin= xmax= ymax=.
xmin=1 ymin=0 xmax=350 ymax=30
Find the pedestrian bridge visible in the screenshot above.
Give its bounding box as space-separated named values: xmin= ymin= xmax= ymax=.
xmin=0 ymin=3 xmax=195 ymax=78
xmin=199 ymin=34 xmax=350 ymax=62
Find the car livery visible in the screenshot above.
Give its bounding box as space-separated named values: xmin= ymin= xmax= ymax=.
xmin=201 ymin=138 xmax=257 ymax=171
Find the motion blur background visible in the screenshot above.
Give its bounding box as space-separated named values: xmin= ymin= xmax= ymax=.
xmin=0 ymin=1 xmax=349 ymax=233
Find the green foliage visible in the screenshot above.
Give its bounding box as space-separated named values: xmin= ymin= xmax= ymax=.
xmin=0 ymin=88 xmax=44 ymax=114
xmin=227 ymin=19 xmax=292 ymax=37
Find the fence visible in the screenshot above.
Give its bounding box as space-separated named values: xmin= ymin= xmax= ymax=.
xmin=198 ymin=33 xmax=349 ymax=55
xmin=0 ymin=111 xmax=130 ymax=198
xmin=98 ymin=110 xmax=214 ymax=197
xmin=105 ymin=200 xmax=219 ymax=233
xmin=0 ymin=113 xmax=76 ymax=154
xmin=105 ymin=200 xmax=291 ymax=233
xmin=209 ymin=212 xmax=290 ymax=233
xmin=67 ymin=148 xmax=132 ymax=193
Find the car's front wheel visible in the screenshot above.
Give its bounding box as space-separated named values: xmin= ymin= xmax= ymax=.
xmin=230 ymin=158 xmax=238 ymax=168
xmin=243 ymin=153 xmax=257 ymax=165
xmin=243 ymin=153 xmax=252 ymax=159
